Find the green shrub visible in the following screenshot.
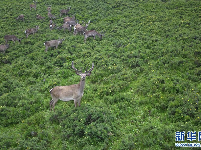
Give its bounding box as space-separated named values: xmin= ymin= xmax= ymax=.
xmin=50 ymin=104 xmax=116 ymax=148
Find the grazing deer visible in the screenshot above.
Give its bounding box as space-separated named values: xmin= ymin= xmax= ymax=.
xmin=25 ymin=26 xmax=39 ymax=38
xmin=49 ymin=20 xmax=57 ymax=30
xmin=60 ymin=7 xmax=71 ymax=17
xmin=64 ymin=15 xmax=75 ymax=23
xmin=4 ymin=35 xmax=21 ymax=44
xmin=48 ymin=12 xmax=56 ymax=19
xmin=49 ymin=20 xmax=56 ymax=30
xmin=84 ymin=30 xmax=102 ymax=42
xmin=74 ymin=20 xmax=90 ymax=35
xmin=30 ymin=1 xmax=36 ymax=10
xmin=49 ymin=61 xmax=94 ymax=111
xmin=65 ymin=20 xmax=77 ymax=27
xmin=36 ymin=14 xmax=45 ymax=20
xmin=49 ymin=23 xmax=56 ymax=30
xmin=16 ymin=14 xmax=24 ymax=21
xmin=44 ymin=39 xmax=64 ymax=52
xmin=0 ymin=44 xmax=9 ymax=53
xmin=61 ymin=23 xmax=72 ymax=31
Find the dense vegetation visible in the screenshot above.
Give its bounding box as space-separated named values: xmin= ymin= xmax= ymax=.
xmin=0 ymin=0 xmax=201 ymax=149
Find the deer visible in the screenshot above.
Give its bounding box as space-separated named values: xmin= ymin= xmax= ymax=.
xmin=49 ymin=61 xmax=94 ymax=111
xmin=4 ymin=35 xmax=21 ymax=44
xmin=49 ymin=20 xmax=56 ymax=30
xmin=49 ymin=23 xmax=56 ymax=30
xmin=36 ymin=14 xmax=45 ymax=20
xmin=64 ymin=15 xmax=75 ymax=23
xmin=48 ymin=12 xmax=56 ymax=19
xmin=64 ymin=16 xmax=77 ymax=28
xmin=60 ymin=7 xmax=71 ymax=17
xmin=16 ymin=14 xmax=24 ymax=21
xmin=25 ymin=26 xmax=39 ymax=38
xmin=30 ymin=1 xmax=36 ymax=10
xmin=44 ymin=39 xmax=64 ymax=52
xmin=84 ymin=30 xmax=102 ymax=42
xmin=61 ymin=22 xmax=72 ymax=31
xmin=0 ymin=44 xmax=9 ymax=53
xmin=74 ymin=20 xmax=90 ymax=35
xmin=47 ymin=6 xmax=51 ymax=12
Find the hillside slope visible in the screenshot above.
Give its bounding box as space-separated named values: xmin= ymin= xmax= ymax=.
xmin=0 ymin=0 xmax=201 ymax=149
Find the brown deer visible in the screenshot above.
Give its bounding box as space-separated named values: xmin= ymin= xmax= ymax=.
xmin=61 ymin=23 xmax=72 ymax=31
xmin=49 ymin=61 xmax=94 ymax=111
xmin=84 ymin=30 xmax=102 ymax=42
xmin=0 ymin=44 xmax=9 ymax=53
xmin=36 ymin=14 xmax=45 ymax=20
xmin=74 ymin=20 xmax=90 ymax=35
xmin=48 ymin=12 xmax=56 ymax=19
xmin=64 ymin=15 xmax=75 ymax=23
xmin=44 ymin=39 xmax=64 ymax=52
xmin=4 ymin=35 xmax=21 ymax=44
xmin=30 ymin=1 xmax=36 ymax=10
xmin=60 ymin=7 xmax=71 ymax=17
xmin=25 ymin=26 xmax=39 ymax=38
xmin=66 ymin=20 xmax=77 ymax=27
xmin=16 ymin=14 xmax=24 ymax=21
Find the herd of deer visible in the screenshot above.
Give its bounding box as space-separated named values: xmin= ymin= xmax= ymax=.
xmin=0 ymin=1 xmax=99 ymax=111
xmin=0 ymin=1 xmax=103 ymax=54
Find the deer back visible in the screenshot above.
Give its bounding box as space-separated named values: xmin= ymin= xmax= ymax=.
xmin=4 ymin=35 xmax=20 ymax=43
xmin=62 ymin=23 xmax=71 ymax=31
xmin=16 ymin=14 xmax=24 ymax=21
xmin=30 ymin=1 xmax=36 ymax=10
xmin=45 ymin=40 xmax=62 ymax=47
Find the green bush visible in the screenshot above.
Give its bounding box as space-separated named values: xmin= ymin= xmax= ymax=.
xmin=50 ymin=104 xmax=116 ymax=148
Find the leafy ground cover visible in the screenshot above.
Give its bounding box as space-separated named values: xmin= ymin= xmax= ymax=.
xmin=0 ymin=0 xmax=201 ymax=149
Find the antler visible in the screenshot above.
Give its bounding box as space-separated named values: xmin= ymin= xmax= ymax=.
xmin=85 ymin=62 xmax=94 ymax=76
xmin=72 ymin=61 xmax=82 ymax=75
xmin=72 ymin=61 xmax=94 ymax=76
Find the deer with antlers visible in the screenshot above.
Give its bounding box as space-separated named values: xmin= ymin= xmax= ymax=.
xmin=74 ymin=20 xmax=90 ymax=35
xmin=49 ymin=61 xmax=94 ymax=111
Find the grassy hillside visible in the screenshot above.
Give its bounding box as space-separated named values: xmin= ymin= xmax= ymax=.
xmin=0 ymin=0 xmax=201 ymax=149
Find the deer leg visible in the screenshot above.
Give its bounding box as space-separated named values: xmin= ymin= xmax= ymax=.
xmin=78 ymin=98 xmax=82 ymax=107
xmin=52 ymin=99 xmax=58 ymax=111
xmin=50 ymin=99 xmax=54 ymax=111
xmin=74 ymin=100 xmax=78 ymax=107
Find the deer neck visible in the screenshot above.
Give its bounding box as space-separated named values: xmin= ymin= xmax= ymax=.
xmin=79 ymin=78 xmax=86 ymax=93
